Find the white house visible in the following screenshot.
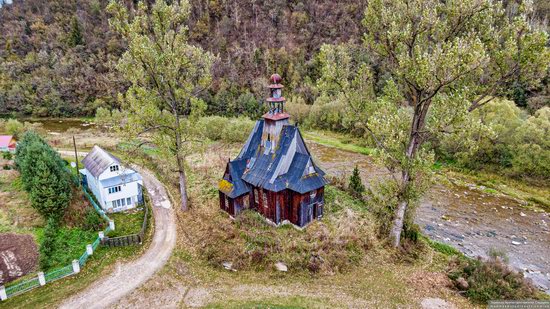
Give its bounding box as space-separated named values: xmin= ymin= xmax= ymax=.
xmin=80 ymin=145 xmax=143 ymax=213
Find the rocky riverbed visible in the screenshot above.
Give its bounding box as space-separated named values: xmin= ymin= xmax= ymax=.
xmin=308 ymin=143 xmax=550 ymax=293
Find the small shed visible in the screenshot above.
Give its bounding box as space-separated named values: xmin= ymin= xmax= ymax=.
xmin=0 ymin=135 xmax=16 ymax=152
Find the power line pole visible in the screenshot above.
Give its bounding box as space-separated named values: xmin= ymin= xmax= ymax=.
xmin=73 ymin=135 xmax=80 ymax=186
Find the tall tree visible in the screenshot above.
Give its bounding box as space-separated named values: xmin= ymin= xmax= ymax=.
xmin=107 ymin=0 xmax=215 ymax=211
xmin=361 ymin=0 xmax=549 ymax=247
xmin=15 ymin=131 xmax=72 ymax=220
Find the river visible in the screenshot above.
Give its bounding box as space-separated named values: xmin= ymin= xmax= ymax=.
xmin=307 ymin=143 xmax=550 ymax=294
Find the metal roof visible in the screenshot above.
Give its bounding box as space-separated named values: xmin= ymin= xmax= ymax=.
xmin=0 ymin=135 xmax=15 ymax=148
xmin=100 ymin=172 xmax=142 ymax=188
xmin=232 ymin=123 xmax=327 ymax=194
xmin=81 ymin=145 xmax=122 ymax=178
xmin=225 ymin=159 xmax=250 ymax=198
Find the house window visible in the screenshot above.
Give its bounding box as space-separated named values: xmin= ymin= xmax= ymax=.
xmin=108 ymin=186 xmax=121 ymax=194
xmin=254 ymin=188 xmax=259 ymax=204
xmin=110 ymin=165 xmax=119 ymax=172
xmin=112 ymin=197 xmax=131 ymax=209
xmin=263 ymin=191 xmax=268 ymax=208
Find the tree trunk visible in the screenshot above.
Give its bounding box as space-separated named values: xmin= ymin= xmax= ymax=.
xmin=176 ymin=152 xmax=189 ymax=211
xmin=389 ymin=100 xmax=426 ymax=247
xmin=390 ymin=171 xmax=410 ymax=247
xmin=173 ymin=107 xmax=189 ymax=211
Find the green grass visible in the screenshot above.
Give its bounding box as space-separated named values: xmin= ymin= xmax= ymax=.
xmin=324 ymin=185 xmax=367 ymax=214
xmin=302 ymin=130 xmax=374 ymax=155
xmin=32 ymin=227 xmax=98 ymax=271
xmin=421 ymin=236 xmax=462 ymax=257
xmin=107 ymin=208 xmax=145 ymax=237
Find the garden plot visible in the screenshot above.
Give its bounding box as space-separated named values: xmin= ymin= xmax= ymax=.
xmin=0 ymin=233 xmax=38 ymax=284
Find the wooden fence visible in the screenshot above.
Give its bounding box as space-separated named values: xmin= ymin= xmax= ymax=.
xmin=101 ymin=194 xmax=149 ymax=247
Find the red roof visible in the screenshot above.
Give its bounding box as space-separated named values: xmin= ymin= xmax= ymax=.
xmin=0 ymin=135 xmax=16 ymax=148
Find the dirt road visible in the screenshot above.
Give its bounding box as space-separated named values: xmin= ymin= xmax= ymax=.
xmin=56 ymin=150 xmax=176 ymax=309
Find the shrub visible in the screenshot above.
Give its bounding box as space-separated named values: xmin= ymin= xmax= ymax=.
xmin=348 ymin=165 xmax=365 ymax=198
xmin=197 ymin=116 xmax=255 ymax=143
xmin=221 ymin=117 xmax=255 ymax=143
xmin=83 ymin=207 xmax=102 ymax=231
xmin=40 ymin=218 xmax=58 ymax=270
xmin=2 ymin=151 xmax=13 ymax=160
xmin=447 ymin=256 xmax=538 ymax=303
xmin=5 ymin=119 xmax=24 ymax=138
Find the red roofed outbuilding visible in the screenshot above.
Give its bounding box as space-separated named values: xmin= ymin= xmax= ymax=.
xmin=0 ymin=135 xmax=16 ymax=152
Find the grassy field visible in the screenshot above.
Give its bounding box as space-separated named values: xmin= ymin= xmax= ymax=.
xmin=302 ymin=130 xmax=374 ymax=156
xmin=0 ymin=161 xmax=44 ymax=234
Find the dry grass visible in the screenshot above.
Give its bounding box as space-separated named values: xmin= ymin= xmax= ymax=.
xmin=122 ymin=141 xmax=474 ymax=308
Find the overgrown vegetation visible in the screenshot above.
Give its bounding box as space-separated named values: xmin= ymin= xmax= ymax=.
xmin=39 ymin=218 xmax=58 ymax=270
xmin=107 ymin=208 xmax=145 ymax=238
xmin=448 ymin=256 xmax=539 ymax=303
xmin=189 ymin=185 xmax=375 ymax=274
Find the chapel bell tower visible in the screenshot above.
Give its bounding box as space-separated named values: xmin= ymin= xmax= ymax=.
xmin=261 ymin=74 xmax=290 ymax=152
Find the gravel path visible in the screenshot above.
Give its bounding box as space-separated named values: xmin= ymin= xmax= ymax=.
xmin=57 ymin=150 xmax=176 ymax=309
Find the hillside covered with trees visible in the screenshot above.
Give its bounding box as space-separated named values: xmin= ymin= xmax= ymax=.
xmin=1 ymin=0 xmax=548 ymax=117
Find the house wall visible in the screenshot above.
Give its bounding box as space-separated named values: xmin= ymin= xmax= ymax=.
xmin=85 ymin=170 xmax=105 ymax=208
xmin=101 ymin=180 xmax=142 ymax=212
xmin=98 ymin=163 xmax=127 ymax=180
xmin=290 ymin=187 xmax=324 ymax=227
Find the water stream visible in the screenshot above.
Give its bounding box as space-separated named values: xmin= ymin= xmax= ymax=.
xmin=308 ymin=143 xmax=550 ymax=293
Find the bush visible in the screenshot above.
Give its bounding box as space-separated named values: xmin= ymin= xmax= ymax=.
xmin=438 ymin=100 xmax=549 ymax=181
xmin=82 ymin=207 xmax=102 ymax=231
xmin=40 ymin=218 xmax=58 ymax=270
xmin=448 ymin=256 xmax=538 ymax=303
xmin=221 ymin=117 xmax=255 ymax=143
xmin=2 ymin=151 xmax=13 ymax=160
xmin=5 ymin=119 xmax=24 ymax=138
xmin=348 ymin=165 xmax=365 ymax=198
xmin=197 ymin=116 xmax=255 ymax=143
